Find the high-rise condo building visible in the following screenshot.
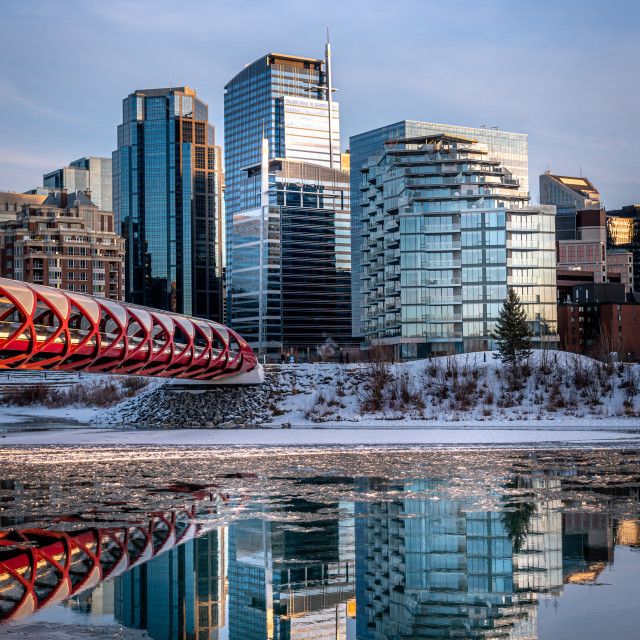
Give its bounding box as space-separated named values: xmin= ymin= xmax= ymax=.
xmin=539 ymin=171 xmax=601 ymax=241
xmin=225 ymin=44 xmax=350 ymax=354
xmin=44 ymin=157 xmax=113 ymax=212
xmin=359 ymin=133 xmax=557 ymax=359
xmin=224 ymin=48 xmax=340 ymax=314
xmin=113 ymin=86 xmax=224 ymax=320
xmin=355 ymin=477 xmax=563 ymax=639
xmin=350 ymin=121 xmax=529 ymax=338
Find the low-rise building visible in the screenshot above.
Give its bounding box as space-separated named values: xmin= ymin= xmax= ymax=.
xmin=607 ymin=204 xmax=640 ymax=292
xmin=556 ymin=209 xmax=634 ymax=296
xmin=0 ymin=189 xmax=125 ymax=300
xmin=557 ymin=283 xmax=640 ymax=359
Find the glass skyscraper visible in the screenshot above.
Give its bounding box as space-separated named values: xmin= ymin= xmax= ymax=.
xmin=359 ymin=133 xmax=557 ymax=359
xmin=113 ymin=86 xmax=224 ymax=320
xmin=350 ymin=121 xmax=529 ymax=338
xmin=228 ymin=497 xmax=354 ymax=640
xmin=230 ymin=154 xmax=351 ymax=353
xmin=224 ymin=51 xmax=341 ymax=315
xmin=225 ymin=48 xmax=350 ymax=353
xmin=115 ymin=529 xmax=227 ymax=640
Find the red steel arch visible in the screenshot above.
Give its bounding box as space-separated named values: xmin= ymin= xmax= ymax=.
xmin=0 ymin=510 xmax=199 ymax=621
xmin=0 ymin=277 xmax=258 ymax=381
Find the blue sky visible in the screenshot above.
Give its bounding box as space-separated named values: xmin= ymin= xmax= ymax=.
xmin=1 ymin=0 xmax=638 ymax=207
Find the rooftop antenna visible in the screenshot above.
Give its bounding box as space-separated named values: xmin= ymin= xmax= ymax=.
xmin=325 ymin=28 xmax=334 ymax=169
xmin=580 ymin=164 xmax=583 ymax=177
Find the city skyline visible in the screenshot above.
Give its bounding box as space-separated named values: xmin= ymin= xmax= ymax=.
xmin=1 ymin=0 xmax=638 ymax=209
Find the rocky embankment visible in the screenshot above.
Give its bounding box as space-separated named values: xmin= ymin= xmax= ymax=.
xmin=92 ymin=373 xmax=277 ymax=428
xmin=91 ymin=351 xmax=640 ymax=428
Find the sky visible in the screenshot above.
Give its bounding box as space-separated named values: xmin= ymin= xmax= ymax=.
xmin=0 ymin=0 xmax=638 ymax=208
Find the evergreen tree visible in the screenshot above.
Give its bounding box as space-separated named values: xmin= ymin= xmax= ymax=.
xmin=493 ymin=288 xmax=533 ymax=375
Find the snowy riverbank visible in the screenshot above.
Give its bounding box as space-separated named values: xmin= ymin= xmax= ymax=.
xmin=1 ymin=351 xmax=639 ymax=432
xmin=1 ymin=424 xmax=639 ymax=447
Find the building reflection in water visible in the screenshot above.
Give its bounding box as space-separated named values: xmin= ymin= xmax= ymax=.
xmin=3 ymin=466 xmax=640 ymax=639
xmin=228 ymin=496 xmax=355 ymax=639
xmin=356 ymin=477 xmax=564 ymax=639
xmin=113 ymin=528 xmax=227 ymax=640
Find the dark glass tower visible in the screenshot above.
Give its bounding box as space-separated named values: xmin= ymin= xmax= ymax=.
xmin=113 ymin=87 xmax=224 ymax=320
xmin=224 ymin=51 xmax=340 ymax=314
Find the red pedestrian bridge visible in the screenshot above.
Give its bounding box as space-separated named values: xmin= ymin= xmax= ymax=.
xmin=0 ymin=511 xmax=198 ymax=621
xmin=0 ymin=277 xmax=259 ymax=382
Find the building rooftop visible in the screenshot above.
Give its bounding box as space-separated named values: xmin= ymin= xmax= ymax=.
xmin=0 ymin=192 xmax=47 ymax=206
xmin=41 ymin=189 xmax=96 ymax=208
xmin=225 ymin=52 xmax=324 ymax=88
xmin=384 ymin=133 xmax=479 ymax=146
xmin=543 ymin=171 xmax=600 ymax=199
xmin=133 ymin=86 xmax=196 ymax=97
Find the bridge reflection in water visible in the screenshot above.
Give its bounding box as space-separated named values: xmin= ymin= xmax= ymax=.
xmin=0 ymin=277 xmax=258 ymax=381
xmin=0 ymin=470 xmax=639 ymax=639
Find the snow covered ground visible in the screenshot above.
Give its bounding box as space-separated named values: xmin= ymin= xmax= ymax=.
xmin=1 ymin=425 xmax=638 ymax=447
xmin=1 ymin=351 xmax=639 ymax=435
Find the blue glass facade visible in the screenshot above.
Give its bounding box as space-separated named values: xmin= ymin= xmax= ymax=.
xmin=350 ymin=121 xmax=529 ymax=338
xmin=230 ymin=159 xmax=351 ymax=353
xmin=114 ymin=529 xmax=226 ymax=640
xmin=359 ymin=134 xmax=557 ymax=358
xmin=228 ymin=498 xmax=353 ymax=640
xmin=356 ymin=478 xmax=563 ymax=639
xmin=113 ymin=87 xmax=224 ymax=320
xmin=224 ymin=53 xmax=340 ymax=315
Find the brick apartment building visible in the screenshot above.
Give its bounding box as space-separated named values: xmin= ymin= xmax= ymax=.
xmin=0 ymin=189 xmax=125 ymax=299
xmin=558 ymin=283 xmax=640 ymax=360
xmin=556 ymin=209 xmax=634 ymax=299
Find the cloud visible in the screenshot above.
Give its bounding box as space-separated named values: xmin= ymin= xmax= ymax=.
xmin=0 ymin=82 xmax=73 ymax=122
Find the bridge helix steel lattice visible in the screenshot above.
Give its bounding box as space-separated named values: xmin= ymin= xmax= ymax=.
xmin=0 ymin=508 xmax=201 ymax=621
xmin=0 ymin=277 xmax=257 ymax=380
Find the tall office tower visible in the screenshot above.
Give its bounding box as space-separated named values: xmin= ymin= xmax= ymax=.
xmin=113 ymin=86 xmax=224 ymax=319
xmin=225 ymin=44 xmax=349 ymax=353
xmin=359 ymin=134 xmax=557 ymax=359
xmin=230 ymin=154 xmax=351 ymax=354
xmin=350 ymin=121 xmax=528 ymax=338
xmin=224 ymin=47 xmax=340 ymax=315
xmin=44 ymin=157 xmax=113 ymax=211
xmin=115 ymin=529 xmax=227 ymax=640
xmin=539 ymin=171 xmax=601 ymax=241
xmin=607 ymin=204 xmax=640 ymax=291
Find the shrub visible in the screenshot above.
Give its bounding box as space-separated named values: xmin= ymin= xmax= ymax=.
xmin=121 ymin=376 xmax=148 ymax=397
xmin=360 ymin=362 xmax=393 ymax=413
xmin=2 ymin=384 xmax=50 ymax=406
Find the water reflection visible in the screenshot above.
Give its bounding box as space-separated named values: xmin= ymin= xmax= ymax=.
xmin=0 ymin=448 xmax=639 ymax=639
